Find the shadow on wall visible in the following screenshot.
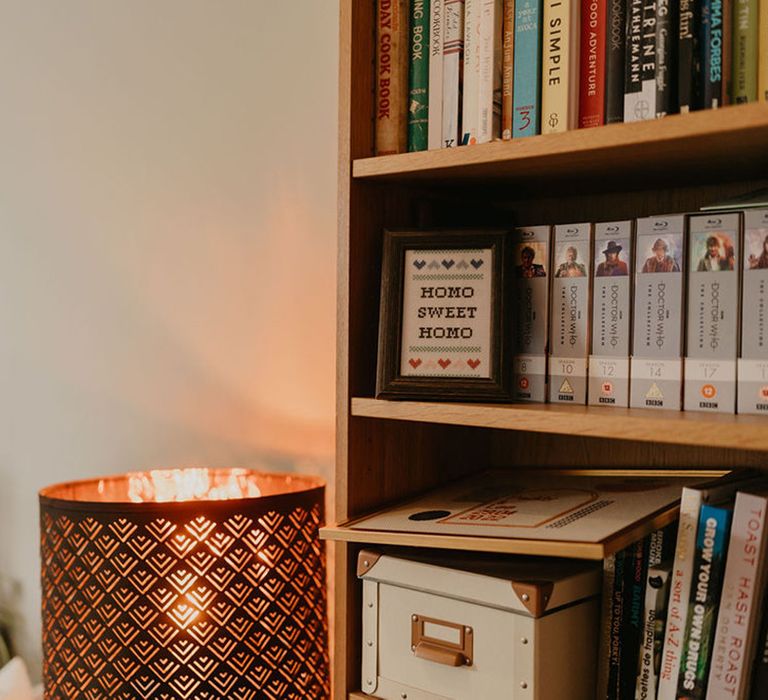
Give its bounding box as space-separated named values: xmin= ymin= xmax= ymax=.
xmin=0 ymin=574 xmax=21 ymax=666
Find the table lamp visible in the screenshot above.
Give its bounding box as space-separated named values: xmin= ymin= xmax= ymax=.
xmin=39 ymin=468 xmax=329 ymax=699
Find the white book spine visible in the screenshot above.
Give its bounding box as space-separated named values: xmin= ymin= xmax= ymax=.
xmin=462 ymin=0 xmax=480 ymax=144
xmin=707 ymin=491 xmax=768 ymax=700
xmin=477 ymin=0 xmax=502 ymax=143
xmin=428 ymin=0 xmax=445 ymax=149
xmin=442 ymin=0 xmax=465 ymax=147
xmin=657 ymin=487 xmax=703 ymax=700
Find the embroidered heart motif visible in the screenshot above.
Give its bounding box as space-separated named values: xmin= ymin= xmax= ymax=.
xmin=408 ymin=358 xmax=422 ymax=369
xmin=470 ymin=259 xmax=484 ymax=269
xmin=467 ymin=359 xmax=481 ymax=369
xmin=442 ymin=259 xmax=455 ymax=269
xmin=413 ymin=259 xmax=426 ymax=270
xmin=438 ymin=358 xmax=451 ymax=369
xmin=428 ymin=260 xmax=440 ymax=269
xmin=456 ymin=260 xmax=469 ymax=269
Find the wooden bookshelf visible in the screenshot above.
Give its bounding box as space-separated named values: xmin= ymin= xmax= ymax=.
xmin=323 ymin=503 xmax=680 ymax=560
xmin=332 ymin=2 xmax=768 ymax=699
xmin=351 ymin=398 xmax=768 ymax=452
xmin=352 ymin=102 xmax=768 ymax=186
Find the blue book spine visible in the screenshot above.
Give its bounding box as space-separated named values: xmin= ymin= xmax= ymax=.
xmin=700 ymin=0 xmax=724 ymax=108
xmin=678 ymin=503 xmax=733 ymax=700
xmin=512 ymin=0 xmax=542 ymax=137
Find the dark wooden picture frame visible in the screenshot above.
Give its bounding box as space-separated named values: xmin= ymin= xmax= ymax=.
xmin=376 ymin=229 xmax=514 ymax=401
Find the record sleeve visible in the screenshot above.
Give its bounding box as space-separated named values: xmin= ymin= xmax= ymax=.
xmin=346 ymin=470 xmax=708 ymax=545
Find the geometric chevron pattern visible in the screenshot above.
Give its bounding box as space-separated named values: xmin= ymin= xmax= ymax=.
xmin=40 ymin=501 xmax=329 ymax=700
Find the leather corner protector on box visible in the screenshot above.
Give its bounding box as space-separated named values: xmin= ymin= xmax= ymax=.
xmin=358 ymin=551 xmax=601 ymax=700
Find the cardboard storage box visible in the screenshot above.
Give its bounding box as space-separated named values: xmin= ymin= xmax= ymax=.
xmin=359 ymin=550 xmax=601 ymax=700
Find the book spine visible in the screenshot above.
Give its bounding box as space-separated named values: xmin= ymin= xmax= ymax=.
xmin=759 ymin=0 xmax=768 ymax=101
xmin=549 ymin=222 xmax=592 ymax=404
xmin=700 ymin=0 xmax=724 ymax=109
xmin=657 ymin=488 xmax=704 ymax=700
xmin=655 ymin=0 xmax=677 ymax=117
xmin=513 ymin=0 xmax=542 ymax=136
xmin=477 ymin=0 xmax=503 ymax=143
xmin=442 ymin=0 xmax=465 ymax=147
xmin=604 ymin=0 xmax=625 ymax=122
xmin=660 ymin=521 xmax=681 ymax=564
xmin=708 ymin=491 xmax=768 ymax=699
xmin=620 ymin=538 xmax=649 ymax=700
xmin=408 ymin=0 xmax=431 ymax=151
xmin=607 ymin=548 xmax=628 ymax=699
xmin=732 ymin=0 xmax=758 ymax=103
xmin=596 ymin=552 xmax=618 ymax=700
xmin=722 ymin=0 xmax=733 ymax=104
xmin=377 ymin=0 xmax=410 ymax=155
xmin=636 ymin=561 xmax=672 ymax=700
xmin=513 ymin=226 xmax=552 ymax=402
xmin=648 ymin=524 xmax=676 ymax=568
xmin=684 ymin=212 xmax=741 ymax=414
xmin=579 ymin=0 xmax=607 ymax=128
xmin=751 ymin=593 xmax=768 ymax=699
xmin=678 ymin=503 xmax=733 ymax=699
xmin=542 ymin=0 xmax=580 ymax=133
xmin=589 ymin=221 xmax=633 ymax=408
xmin=738 ymin=209 xmax=768 ymax=415
xmin=636 ymin=527 xmax=675 ymax=700
xmin=639 ymin=0 xmax=657 ymax=119
xmin=624 ymin=0 xmax=644 ymax=119
xmin=501 ymin=0 xmax=515 ymax=139
xmin=428 ymin=0 xmax=445 ymax=148
xmin=679 ymin=0 xmax=700 ymax=112
xmin=462 ymin=0 xmax=480 ymax=144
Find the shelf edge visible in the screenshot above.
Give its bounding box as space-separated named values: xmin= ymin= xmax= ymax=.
xmin=351 ymin=398 xmax=768 ymax=452
xmin=352 ymin=103 xmax=768 ymax=182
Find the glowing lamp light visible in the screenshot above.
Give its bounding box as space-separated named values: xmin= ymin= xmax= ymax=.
xmin=39 ymin=468 xmax=329 ymax=699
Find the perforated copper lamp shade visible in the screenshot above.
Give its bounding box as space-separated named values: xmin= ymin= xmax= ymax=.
xmin=39 ymin=468 xmax=329 ymax=700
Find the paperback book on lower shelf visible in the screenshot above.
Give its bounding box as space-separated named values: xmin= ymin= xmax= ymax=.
xmin=344 ymin=470 xmax=713 ymax=551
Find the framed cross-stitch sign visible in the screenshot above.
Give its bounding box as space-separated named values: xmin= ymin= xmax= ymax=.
xmin=376 ymin=229 xmax=514 ymax=401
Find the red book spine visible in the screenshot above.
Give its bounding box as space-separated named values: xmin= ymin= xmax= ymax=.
xmin=579 ymin=0 xmax=607 ymax=128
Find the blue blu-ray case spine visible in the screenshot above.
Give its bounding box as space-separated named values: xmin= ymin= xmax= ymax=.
xmin=512 ymin=0 xmax=542 ymax=137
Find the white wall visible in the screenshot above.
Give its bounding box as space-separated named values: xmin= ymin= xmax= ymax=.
xmin=0 ymin=0 xmax=338 ymax=674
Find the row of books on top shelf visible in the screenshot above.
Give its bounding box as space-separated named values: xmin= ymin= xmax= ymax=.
xmin=375 ymin=0 xmax=768 ymax=155
xmin=600 ymin=471 xmax=768 ymax=700
xmin=512 ymin=207 xmax=768 ymax=414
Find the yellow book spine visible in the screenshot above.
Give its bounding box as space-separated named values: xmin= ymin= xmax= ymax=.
xmin=761 ymin=0 xmax=768 ymax=100
xmin=541 ymin=0 xmax=579 ymax=133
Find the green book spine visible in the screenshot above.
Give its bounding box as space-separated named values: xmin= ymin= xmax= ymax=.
xmin=733 ymin=0 xmax=759 ymax=102
xmin=408 ymin=0 xmax=430 ymax=151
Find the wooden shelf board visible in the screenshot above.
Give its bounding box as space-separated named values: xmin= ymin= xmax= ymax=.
xmin=349 ymin=693 xmax=370 ymax=700
xmin=352 ymin=103 xmax=768 ymax=185
xmin=321 ymin=502 xmax=679 ymax=561
xmin=351 ymin=397 xmax=768 ymax=451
